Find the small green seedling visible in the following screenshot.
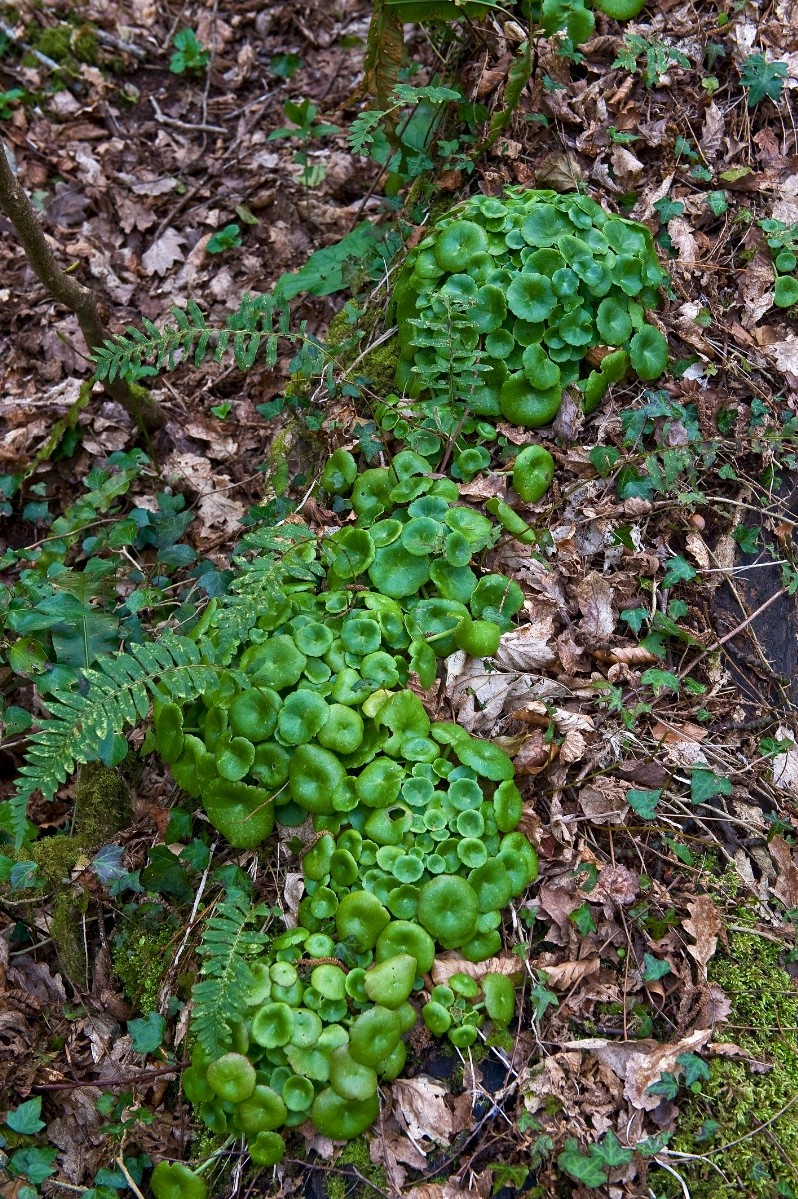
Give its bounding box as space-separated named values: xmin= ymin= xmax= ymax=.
xmin=169 ymin=29 xmax=209 ymax=75
xmin=207 ymin=224 xmax=243 ymax=255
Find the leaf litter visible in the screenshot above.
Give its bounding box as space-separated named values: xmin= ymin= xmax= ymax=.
xmin=3 ymin=0 xmax=798 ymax=1195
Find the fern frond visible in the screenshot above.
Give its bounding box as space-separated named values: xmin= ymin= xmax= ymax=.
xmin=92 ymin=293 xmax=292 ymax=384
xmin=191 ymin=894 xmax=270 ymax=1060
xmin=11 ymin=631 xmax=220 ymax=846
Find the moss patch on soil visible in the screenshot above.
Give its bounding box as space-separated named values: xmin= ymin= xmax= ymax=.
xmin=112 ymin=906 xmax=177 ymax=1015
xmin=326 ymin=1136 xmax=389 ymax=1199
xmin=669 ymin=928 xmax=798 ymax=1198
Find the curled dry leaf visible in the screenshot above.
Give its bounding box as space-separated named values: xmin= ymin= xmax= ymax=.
xmin=536 ymin=957 xmax=600 ymax=990
xmin=513 ymin=730 xmax=556 ymax=774
xmin=594 ymin=644 xmax=659 ymax=665
xmin=510 ymin=700 xmax=593 ymax=734
xmin=682 ymin=895 xmax=722 ymax=977
xmin=392 ymin=1076 xmax=454 ymax=1147
xmin=494 ymin=619 xmax=558 ymax=671
xmin=431 ymin=953 xmax=520 ymax=987
xmin=770 ymin=835 xmax=798 ymax=909
xmin=685 ymin=530 xmax=712 ymax=571
xmin=559 ymin=729 xmax=587 ymax=764
xmin=565 ymin=1027 xmax=713 ymax=1111
xmin=575 ymin=572 xmax=616 ymax=644
xmin=578 ymin=778 xmax=630 ymax=825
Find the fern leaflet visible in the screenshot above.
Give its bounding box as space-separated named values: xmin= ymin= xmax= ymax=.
xmin=191 ymin=894 xmax=270 ymax=1060
xmin=92 ymin=293 xmax=294 ymax=384
xmin=10 ymin=631 xmax=220 ymax=845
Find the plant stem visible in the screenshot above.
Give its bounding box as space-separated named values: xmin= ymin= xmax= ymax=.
xmin=0 ymin=139 xmax=166 ymax=431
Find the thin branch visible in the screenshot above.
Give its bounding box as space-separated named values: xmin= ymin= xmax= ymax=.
xmin=0 ymin=140 xmax=165 ymax=431
xmin=678 ymin=585 xmax=788 ymax=678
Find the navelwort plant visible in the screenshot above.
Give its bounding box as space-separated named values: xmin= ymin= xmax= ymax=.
xmin=13 ymin=457 xmax=537 ymax=1175
xmin=391 ymin=188 xmax=669 ymax=450
xmin=11 ymin=184 xmax=671 ymax=1186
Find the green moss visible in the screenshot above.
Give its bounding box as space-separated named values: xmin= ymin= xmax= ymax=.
xmin=29 ymin=834 xmax=81 ymax=890
xmin=50 ymin=890 xmax=88 ymax=987
xmin=327 ymin=1136 xmax=389 ymax=1199
xmin=112 ymin=908 xmax=177 ymax=1015
xmin=31 ymin=22 xmax=98 ymax=65
xmin=357 ymin=335 xmax=400 ymax=399
xmin=669 ymin=928 xmax=798 ymax=1198
xmin=73 ymin=762 xmax=130 ymax=851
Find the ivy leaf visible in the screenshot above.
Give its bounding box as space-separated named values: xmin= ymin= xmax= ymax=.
xmin=647 ymin=1071 xmax=680 ymax=1099
xmin=637 ymin=1131 xmax=672 ymax=1156
xmin=5 ymin=1097 xmax=45 ymax=1135
xmin=620 ymin=607 xmax=647 ymax=635
xmin=594 ymin=1130 xmax=633 ymax=1169
xmin=128 ymin=1012 xmax=166 ymax=1054
xmin=677 ymin=1052 xmax=711 ymax=1087
xmin=653 ymin=196 xmax=685 ymax=223
xmin=529 ymin=976 xmax=559 ymax=1021
xmin=690 ymin=768 xmax=732 ymax=805
xmin=641 ymin=667 xmax=681 ymax=695
xmin=705 ymin=190 xmax=728 ymax=216
xmin=570 ymin=903 xmax=597 ymax=936
xmin=733 ymin=524 xmax=759 ymax=554
xmin=557 ymin=1140 xmax=608 ymax=1188
xmin=91 ymin=844 xmax=128 ymax=885
xmin=661 ymin=555 xmax=697 ymax=587
xmin=642 ymin=953 xmax=671 ymax=982
xmin=740 ymin=54 xmax=788 ymax=107
xmin=8 ymin=1147 xmax=58 ymax=1185
xmin=627 ymin=788 xmax=661 ymax=820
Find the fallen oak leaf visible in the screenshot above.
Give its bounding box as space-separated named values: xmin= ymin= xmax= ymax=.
xmin=535 ymin=958 xmax=600 ymax=989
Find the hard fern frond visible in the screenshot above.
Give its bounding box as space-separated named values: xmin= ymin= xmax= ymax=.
xmin=92 ymin=293 xmax=292 ymax=384
xmin=10 ymin=631 xmax=220 ymax=846
xmin=191 ymin=893 xmax=270 ymax=1060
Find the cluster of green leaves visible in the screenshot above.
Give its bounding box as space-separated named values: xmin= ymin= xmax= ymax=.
xmin=760 ymin=218 xmax=798 ymax=309
xmin=0 ymin=448 xmax=231 ymax=773
xmin=134 ymin=461 xmax=537 ymax=1158
xmin=392 ymin=188 xmax=669 ymax=454
xmin=170 ymin=29 xmax=209 ymax=75
xmin=269 ymin=97 xmax=341 ymax=191
xmin=612 ymin=34 xmax=691 ymax=88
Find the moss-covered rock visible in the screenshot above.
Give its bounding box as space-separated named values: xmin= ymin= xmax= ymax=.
xmin=31 ymin=22 xmax=99 ymax=66
xmin=29 ymin=834 xmax=82 ymax=890
xmin=669 ymin=928 xmax=798 ymax=1198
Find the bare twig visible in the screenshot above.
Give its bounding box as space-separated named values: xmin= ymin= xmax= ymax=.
xmin=0 ymin=18 xmax=59 ymax=69
xmin=149 ymin=95 xmax=225 ymax=135
xmin=679 ymin=585 xmax=788 ymax=678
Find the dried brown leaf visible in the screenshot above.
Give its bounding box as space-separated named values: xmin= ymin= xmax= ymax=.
xmin=770 ymin=835 xmax=798 ymax=908
xmin=566 ymin=1028 xmax=713 ymax=1111
xmin=392 ymin=1077 xmax=454 ymax=1147
xmin=431 ymin=953 xmax=520 ymax=986
xmin=682 ymin=895 xmax=722 ymax=977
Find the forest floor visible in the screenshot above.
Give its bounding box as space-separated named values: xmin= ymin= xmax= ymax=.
xmin=3 ymin=0 xmax=798 ymax=1197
